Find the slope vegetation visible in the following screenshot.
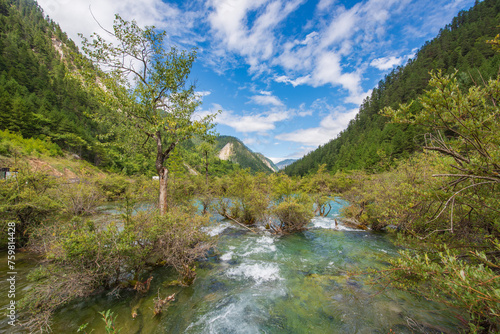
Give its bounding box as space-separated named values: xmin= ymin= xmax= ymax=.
xmin=216 ymin=136 xmax=276 ymax=173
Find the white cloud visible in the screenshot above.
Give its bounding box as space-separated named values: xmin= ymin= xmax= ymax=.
xmin=196 ymin=91 xmax=212 ymax=97
xmin=319 ymin=4 xmax=360 ymax=49
xmin=274 ymin=75 xmax=311 ymax=87
xmin=276 ymin=108 xmax=358 ymax=146
xmin=316 ymin=0 xmax=336 ymax=12
xmin=194 ymin=104 xmax=291 ymax=133
xmin=207 ymin=0 xmax=304 ymax=73
xmin=243 ymin=137 xmax=257 ymax=146
xmin=370 ymin=56 xmax=404 ymax=70
xmin=250 ymin=94 xmax=284 ymax=106
xmin=37 ymin=0 xmax=201 ymax=48
xmin=297 ymin=103 xmax=313 ymax=117
xmin=271 ymin=0 xmax=409 ymax=104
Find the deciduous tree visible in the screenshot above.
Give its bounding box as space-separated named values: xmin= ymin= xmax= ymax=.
xmin=79 ymin=15 xmax=216 ymax=214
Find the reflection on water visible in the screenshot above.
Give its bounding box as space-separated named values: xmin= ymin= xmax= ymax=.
xmin=0 ymin=202 xmax=465 ymax=333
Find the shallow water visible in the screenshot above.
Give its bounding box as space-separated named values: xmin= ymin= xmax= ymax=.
xmin=0 ymin=203 xmax=465 ymax=333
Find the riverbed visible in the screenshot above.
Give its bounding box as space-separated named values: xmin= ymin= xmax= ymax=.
xmin=0 ymin=202 xmax=465 ymax=333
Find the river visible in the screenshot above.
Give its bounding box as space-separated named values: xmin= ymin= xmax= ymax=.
xmin=0 ymin=201 xmax=465 ymax=333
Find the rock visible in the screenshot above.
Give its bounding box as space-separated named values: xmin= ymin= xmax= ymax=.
xmin=383 ymin=224 xmax=399 ymax=232
xmin=339 ymin=218 xmax=368 ymax=230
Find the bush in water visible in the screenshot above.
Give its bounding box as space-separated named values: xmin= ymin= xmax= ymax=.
xmin=271 ymin=195 xmax=314 ymax=233
xmin=212 ymin=170 xmax=270 ymax=225
xmin=20 ymin=205 xmax=214 ymax=332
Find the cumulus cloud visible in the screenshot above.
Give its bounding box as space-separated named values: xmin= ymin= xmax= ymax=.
xmin=276 ymin=107 xmax=358 ymax=146
xmin=316 ymin=0 xmax=336 ymax=12
xmin=194 ymin=104 xmax=291 ymax=133
xmin=196 ymin=91 xmax=212 ymax=97
xmin=297 ymin=103 xmax=313 ymax=117
xmin=37 ymin=0 xmax=202 ymax=48
xmin=271 ymin=0 xmax=410 ymax=104
xmin=207 ymin=0 xmax=305 ymax=73
xmin=250 ymin=94 xmax=284 ymax=106
xmin=38 ymin=0 xmax=464 ymax=108
xmin=370 ymin=55 xmax=404 ymax=70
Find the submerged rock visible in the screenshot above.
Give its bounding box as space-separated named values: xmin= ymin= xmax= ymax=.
xmin=206 ymin=278 xmax=226 ymax=293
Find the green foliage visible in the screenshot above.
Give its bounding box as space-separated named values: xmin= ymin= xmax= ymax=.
xmin=269 ymin=172 xmax=295 ymax=203
xmin=78 ymin=15 xmax=217 ymax=160
xmin=78 ymin=14 xmax=217 ymax=213
xmin=0 ymin=163 xmax=60 ymax=247
xmin=0 ymin=129 xmax=62 ymax=157
xmin=271 ymin=195 xmax=314 ymax=234
xmin=343 ymin=153 xmax=445 ymax=229
xmin=22 ymin=205 xmax=213 ymax=332
xmin=387 ymin=243 xmax=500 ymax=332
xmin=99 ymin=310 xmax=121 ymax=334
xmin=351 ymin=63 xmax=500 ymax=332
xmin=302 ymin=164 xmax=336 ymax=216
xmin=58 ymin=180 xmax=104 ymax=216
xmin=268 ymin=173 xmax=314 ymax=233
xmin=215 ymin=136 xmax=275 ymax=173
xmin=0 ymin=0 xmax=116 ymax=164
xmin=212 ymin=170 xmax=270 ymax=225
xmin=384 ymin=71 xmax=500 ymax=186
xmin=77 ymin=309 xmax=120 ymax=334
xmin=95 ymin=174 xmax=131 ymax=201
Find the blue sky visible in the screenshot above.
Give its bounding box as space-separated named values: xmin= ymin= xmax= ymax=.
xmin=38 ymin=0 xmax=476 ymax=162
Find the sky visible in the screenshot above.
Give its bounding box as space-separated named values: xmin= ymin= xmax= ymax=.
xmin=37 ymin=0 xmax=476 ymax=163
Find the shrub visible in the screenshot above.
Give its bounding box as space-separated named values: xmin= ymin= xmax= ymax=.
xmin=21 ymin=205 xmax=214 ymax=332
xmin=0 ymin=164 xmax=60 ymax=247
xmin=95 ymin=174 xmax=130 ymax=201
xmin=212 ymin=170 xmax=270 ymax=225
xmin=59 ymin=180 xmax=104 ymax=216
xmin=271 ymin=195 xmax=314 ymax=233
xmin=386 ymin=243 xmax=500 ymax=333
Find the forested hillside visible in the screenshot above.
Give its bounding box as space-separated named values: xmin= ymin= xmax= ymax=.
xmin=284 ymin=0 xmax=500 ymax=176
xmin=0 ymin=0 xmax=276 ymax=176
xmin=215 ymin=136 xmax=277 ymax=173
xmin=0 ymin=0 xmax=114 ymax=163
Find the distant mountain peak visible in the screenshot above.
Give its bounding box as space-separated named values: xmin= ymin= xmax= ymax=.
xmin=276 ymin=159 xmax=298 ymax=170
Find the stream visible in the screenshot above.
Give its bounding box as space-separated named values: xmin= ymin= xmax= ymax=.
xmin=1 ymin=201 xmax=465 ymax=333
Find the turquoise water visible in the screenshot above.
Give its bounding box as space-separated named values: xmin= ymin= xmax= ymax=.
xmin=0 ymin=203 xmax=465 ymax=333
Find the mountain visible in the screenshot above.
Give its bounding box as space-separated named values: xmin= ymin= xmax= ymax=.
xmin=0 ymin=0 xmax=255 ymax=178
xmin=255 ymin=153 xmax=279 ymax=172
xmin=284 ymin=0 xmax=500 ymax=176
xmin=0 ymin=0 xmax=107 ymax=163
xmin=276 ymin=159 xmax=297 ymax=170
xmin=215 ymin=136 xmax=276 ymax=173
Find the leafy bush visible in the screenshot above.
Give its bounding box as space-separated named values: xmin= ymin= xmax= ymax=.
xmin=21 ymin=205 xmax=213 ymax=332
xmin=359 ymin=70 xmax=500 ymax=332
xmin=271 ymin=196 xmax=314 ymax=233
xmin=387 ymin=243 xmax=500 ymax=332
xmin=0 ymin=164 xmax=61 ymax=247
xmin=95 ymin=174 xmax=130 ymax=201
xmin=212 ymin=170 xmax=270 ymax=225
xmin=0 ymin=130 xmax=63 ymax=157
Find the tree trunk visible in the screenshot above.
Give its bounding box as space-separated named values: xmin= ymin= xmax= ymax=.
xmin=158 ymin=166 xmax=168 ymax=215
xmin=205 ymin=150 xmax=209 ymax=187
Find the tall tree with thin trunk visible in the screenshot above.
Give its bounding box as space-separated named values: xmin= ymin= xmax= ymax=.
xmin=78 ymin=15 xmax=216 ymax=214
